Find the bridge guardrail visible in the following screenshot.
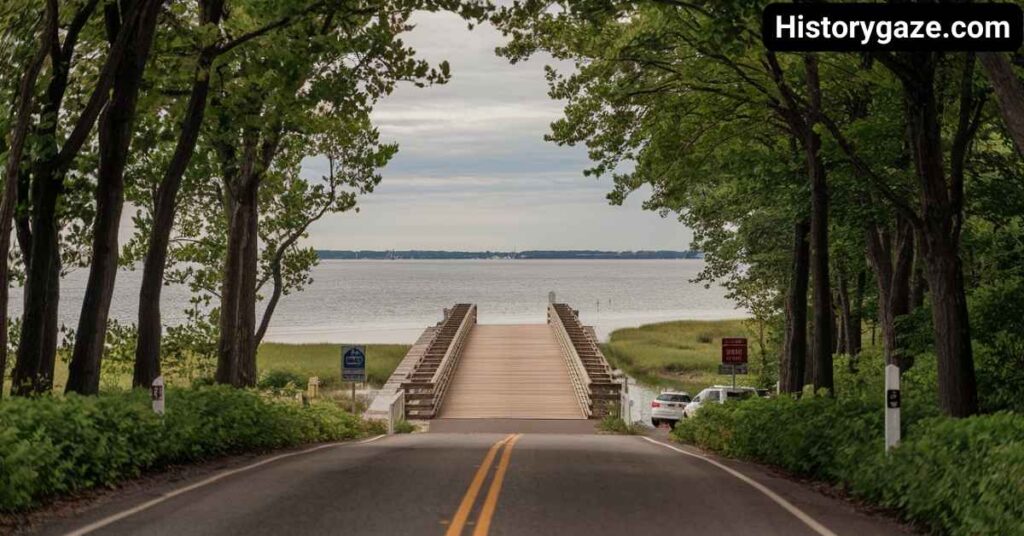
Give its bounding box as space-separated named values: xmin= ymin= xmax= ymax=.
xmin=429 ymin=304 xmax=477 ymax=415
xmin=548 ymin=304 xmax=594 ymax=418
xmin=549 ymin=303 xmax=620 ymax=418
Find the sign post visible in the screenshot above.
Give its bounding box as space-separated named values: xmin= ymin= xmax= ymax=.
xmin=885 ymin=364 xmax=901 ymax=452
xmin=150 ymin=376 xmax=165 ymax=415
xmin=721 ymin=338 xmax=749 ymax=388
xmin=341 ymin=345 xmax=367 ymax=415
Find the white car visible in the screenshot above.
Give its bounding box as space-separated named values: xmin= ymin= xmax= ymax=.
xmin=650 ymin=391 xmax=692 ymax=428
xmin=682 ymin=386 xmax=757 ymax=418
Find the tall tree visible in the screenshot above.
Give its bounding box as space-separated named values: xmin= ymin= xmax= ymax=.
xmin=0 ymin=1 xmax=56 ymax=397
xmin=12 ymin=0 xmax=151 ymax=395
xmin=129 ymin=0 xmax=486 ymax=388
xmin=495 ymin=0 xmax=835 ymax=391
xmin=66 ymin=0 xmax=163 ymax=395
xmin=131 ymin=0 xmax=315 ymax=388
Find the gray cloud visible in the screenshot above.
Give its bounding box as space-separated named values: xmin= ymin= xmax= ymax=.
xmin=302 ymin=11 xmax=692 ymax=251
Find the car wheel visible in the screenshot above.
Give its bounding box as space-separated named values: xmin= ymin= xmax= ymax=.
xmin=668 ymin=420 xmax=678 ymax=430
xmin=651 ymin=419 xmax=660 ymax=427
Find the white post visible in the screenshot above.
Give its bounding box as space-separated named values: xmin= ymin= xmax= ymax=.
xmin=151 ymin=376 xmax=165 ymax=415
xmin=351 ymin=382 xmax=357 ymax=415
xmin=885 ymin=364 xmax=900 ymax=452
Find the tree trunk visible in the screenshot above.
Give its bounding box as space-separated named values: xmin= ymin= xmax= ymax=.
xmin=979 ymin=52 xmax=1024 ymax=158
xmin=909 ymin=230 xmax=927 ymax=310
xmin=132 ymin=58 xmax=217 ymax=387
xmin=132 ymin=1 xmax=224 ymax=388
xmin=836 ymin=276 xmax=852 ymax=355
xmin=216 ymin=179 xmax=260 ymax=385
xmin=866 ymin=220 xmax=914 ymax=369
xmin=0 ymin=3 xmax=54 ymax=398
xmin=780 ymin=219 xmax=810 ymax=393
xmin=215 ymin=171 xmax=259 ymax=387
xmin=903 ymin=62 xmax=978 ymax=417
xmin=920 ymin=232 xmax=977 ymax=417
xmin=216 ymin=191 xmax=243 ymax=386
xmin=67 ymin=0 xmax=160 ymax=395
xmin=804 ymin=55 xmax=833 ymax=394
xmin=12 ymin=159 xmax=62 ymax=395
xmin=237 ymin=179 xmax=259 ymax=383
xmin=849 ymin=269 xmax=865 ymax=356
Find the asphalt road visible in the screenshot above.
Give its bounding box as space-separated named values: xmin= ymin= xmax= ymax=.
xmin=34 ymin=427 xmax=908 ymax=536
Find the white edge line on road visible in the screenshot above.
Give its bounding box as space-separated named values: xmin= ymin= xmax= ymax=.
xmin=640 ymin=436 xmax=838 ymax=536
xmin=63 ymin=434 xmax=388 ymax=536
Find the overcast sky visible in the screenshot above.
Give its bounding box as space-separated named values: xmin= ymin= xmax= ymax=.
xmin=303 ymin=12 xmax=693 ymax=251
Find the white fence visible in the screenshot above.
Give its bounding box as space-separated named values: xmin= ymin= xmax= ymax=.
xmin=387 ymin=390 xmax=405 ymax=434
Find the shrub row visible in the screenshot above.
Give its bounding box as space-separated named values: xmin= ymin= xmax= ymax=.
xmin=672 ymin=396 xmax=1024 ymax=535
xmin=0 ymin=386 xmax=381 ymax=511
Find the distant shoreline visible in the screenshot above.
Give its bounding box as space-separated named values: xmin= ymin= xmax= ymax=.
xmin=316 ymin=250 xmax=703 ymax=260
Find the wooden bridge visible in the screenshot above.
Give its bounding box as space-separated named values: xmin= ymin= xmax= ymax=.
xmin=368 ymin=303 xmax=621 ymax=421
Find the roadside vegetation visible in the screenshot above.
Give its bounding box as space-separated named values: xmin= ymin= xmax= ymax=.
xmin=602 ymin=319 xmax=757 ymax=393
xmin=392 ymin=420 xmax=416 ymax=434
xmin=0 ymin=386 xmax=383 ymax=511
xmin=672 ymin=353 xmax=1023 ymax=535
xmin=597 ymin=415 xmax=643 ymax=435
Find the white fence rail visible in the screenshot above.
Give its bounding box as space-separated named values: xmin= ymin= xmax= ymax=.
xmin=387 ymin=390 xmax=405 ymax=434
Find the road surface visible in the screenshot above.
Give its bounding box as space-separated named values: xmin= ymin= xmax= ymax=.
xmin=34 ymin=427 xmax=907 ymax=536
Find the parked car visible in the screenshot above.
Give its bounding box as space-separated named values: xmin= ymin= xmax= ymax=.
xmin=650 ymin=391 xmax=692 ymax=428
xmin=682 ymin=386 xmax=757 ymax=418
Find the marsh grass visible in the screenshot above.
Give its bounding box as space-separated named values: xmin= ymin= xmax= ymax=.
xmin=257 ymin=343 xmax=410 ymax=389
xmin=601 ymin=319 xmax=754 ymax=393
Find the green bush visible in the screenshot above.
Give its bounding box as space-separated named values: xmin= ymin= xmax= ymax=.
xmin=393 ymin=420 xmax=415 ymax=434
xmin=0 ymin=386 xmax=376 ymax=511
xmin=258 ymin=369 xmax=307 ymax=391
xmin=970 ymin=275 xmax=1024 ymax=413
xmin=672 ymin=396 xmax=1024 ymax=535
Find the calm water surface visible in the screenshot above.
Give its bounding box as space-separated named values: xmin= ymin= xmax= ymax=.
xmin=12 ymin=259 xmax=743 ymax=344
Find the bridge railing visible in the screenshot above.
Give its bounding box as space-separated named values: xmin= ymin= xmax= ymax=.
xmin=401 ymin=304 xmax=476 ymax=419
xmin=548 ymin=304 xmax=594 ymax=418
xmin=548 ymin=303 xmax=621 ymax=418
xmin=431 ymin=304 xmax=476 ymax=413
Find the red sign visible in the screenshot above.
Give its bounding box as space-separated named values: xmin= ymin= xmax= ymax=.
xmin=721 ymin=337 xmax=748 ymax=364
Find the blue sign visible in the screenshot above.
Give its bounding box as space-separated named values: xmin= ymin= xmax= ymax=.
xmin=341 ymin=345 xmax=367 ymax=382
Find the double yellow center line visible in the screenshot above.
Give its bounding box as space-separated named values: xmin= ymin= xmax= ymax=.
xmin=445 ymin=434 xmax=523 ymax=536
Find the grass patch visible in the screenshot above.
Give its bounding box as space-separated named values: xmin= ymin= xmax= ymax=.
xmin=257 ymin=343 xmax=409 ymax=389
xmin=393 ymin=420 xmax=416 ymax=434
xmin=4 ymin=343 xmax=411 ymax=395
xmin=597 ymin=415 xmax=642 ymax=435
xmin=601 ymin=319 xmax=754 ymax=393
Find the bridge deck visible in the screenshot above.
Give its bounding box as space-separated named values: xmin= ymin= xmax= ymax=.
xmin=439 ymin=324 xmax=585 ymax=419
